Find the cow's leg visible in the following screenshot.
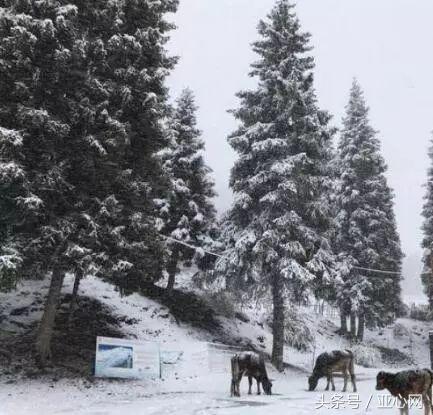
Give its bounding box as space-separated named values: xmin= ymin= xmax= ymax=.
xmin=350 ymin=372 xmax=357 ymax=392
xmin=426 ymin=381 xmax=433 ymax=415
xmin=423 ymin=394 xmax=430 ymax=415
xmin=233 ymin=378 xmax=239 ymax=397
xmin=234 ymin=374 xmax=241 ymax=397
xmin=248 ymin=376 xmax=252 ymax=395
xmin=399 ymin=399 xmax=408 ymax=415
xmin=257 ymin=379 xmax=261 ymax=395
xmin=427 ymin=387 xmax=433 ymax=415
xmin=342 ymin=369 xmax=348 ymax=392
xmin=235 ymin=379 xmax=241 ymax=397
xmin=236 ymin=374 xmax=242 ymax=397
xmin=349 ymin=359 xmax=357 ymax=392
xmin=231 ymin=357 xmax=240 ymax=397
xmin=325 ymin=375 xmax=330 ymax=391
xmin=236 ymin=370 xmax=245 ymax=397
xmin=422 ymin=387 xmax=432 ymax=415
xmin=330 ymin=373 xmax=336 ymax=392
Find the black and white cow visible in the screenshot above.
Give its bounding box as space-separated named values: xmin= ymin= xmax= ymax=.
xmin=308 ymin=349 xmax=357 ymax=392
xmin=230 ymin=352 xmax=272 ymax=397
xmin=376 ymin=369 xmax=433 ymax=415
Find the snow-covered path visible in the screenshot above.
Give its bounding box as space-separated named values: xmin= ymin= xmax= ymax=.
xmin=1 ymin=369 xmax=427 ymax=415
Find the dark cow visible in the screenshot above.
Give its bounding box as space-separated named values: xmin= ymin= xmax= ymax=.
xmin=376 ymin=369 xmax=433 ymax=415
xmin=230 ymin=352 xmax=272 ymax=397
xmin=308 ymin=349 xmax=357 ymax=392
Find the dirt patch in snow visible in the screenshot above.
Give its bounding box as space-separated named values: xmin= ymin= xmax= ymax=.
xmin=140 ymin=284 xmax=222 ymax=333
xmin=0 ymin=281 xmax=223 ymax=380
xmin=376 ymin=346 xmax=414 ymax=366
xmin=0 ymin=294 xmax=127 ymax=380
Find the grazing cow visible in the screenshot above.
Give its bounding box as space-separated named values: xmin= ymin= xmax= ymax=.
xmin=230 ymin=352 xmax=272 ymax=397
xmin=376 ymin=369 xmax=433 ymax=415
xmin=308 ymin=349 xmax=357 ymax=392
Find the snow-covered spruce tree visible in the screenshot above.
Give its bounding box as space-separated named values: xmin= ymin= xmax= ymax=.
xmin=93 ymin=0 xmax=179 ymax=293
xmin=158 ymin=89 xmax=217 ymax=292
xmin=0 ymin=0 xmax=178 ymax=365
xmin=0 ymin=1 xmax=87 ymax=365
xmin=0 ymin=127 xmax=29 ymax=291
xmin=216 ymin=0 xmax=336 ymax=370
xmin=421 ymin=136 xmax=433 ymax=310
xmin=335 ymin=80 xmax=403 ymax=340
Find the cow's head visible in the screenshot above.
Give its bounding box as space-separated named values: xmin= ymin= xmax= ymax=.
xmin=262 ymin=378 xmax=272 ymax=395
xmin=308 ymin=374 xmax=319 ymax=391
xmin=376 ymin=371 xmax=388 ymax=390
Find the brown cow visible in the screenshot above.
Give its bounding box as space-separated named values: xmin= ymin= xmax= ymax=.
xmin=230 ymin=352 xmax=272 ymax=397
xmin=376 ymin=369 xmax=433 ymax=415
xmin=308 ymin=349 xmax=357 ymax=392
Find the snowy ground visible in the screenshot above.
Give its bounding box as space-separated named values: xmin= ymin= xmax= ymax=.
xmin=1 ymin=368 xmax=428 ymax=415
xmin=1 ymin=273 xmax=433 ymax=414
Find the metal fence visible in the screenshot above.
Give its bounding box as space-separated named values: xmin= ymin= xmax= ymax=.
xmin=207 ymin=342 xmax=244 ymax=373
xmin=300 ymin=302 xmax=339 ymax=320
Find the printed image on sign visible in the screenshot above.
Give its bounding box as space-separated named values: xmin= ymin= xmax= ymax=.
xmin=95 ymin=336 xmax=160 ymax=379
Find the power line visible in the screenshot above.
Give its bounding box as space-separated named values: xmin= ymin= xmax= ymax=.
xmin=352 ymin=265 xmax=400 ymax=276
xmin=161 ymin=235 xmax=224 ymax=258
xmin=161 ymin=235 xmax=402 ymax=276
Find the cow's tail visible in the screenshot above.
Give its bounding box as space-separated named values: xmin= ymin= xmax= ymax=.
xmin=258 ymin=353 xmax=266 ymax=369
xmin=344 ymin=349 xmax=355 ymax=370
xmin=230 ymin=355 xmax=239 ymax=397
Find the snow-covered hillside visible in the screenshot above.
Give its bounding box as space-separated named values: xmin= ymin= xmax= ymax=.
xmin=1 ymin=273 xmax=432 ymax=415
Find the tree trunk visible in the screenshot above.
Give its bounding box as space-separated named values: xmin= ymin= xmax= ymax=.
xmin=428 ymin=331 xmax=433 ymax=370
xmin=350 ymin=312 xmax=357 ymax=339
xmin=271 ymin=273 xmax=285 ymax=372
xmin=357 ymin=313 xmax=365 ymax=341
xmin=166 ymin=247 xmax=179 ymax=293
xmin=35 ymin=267 xmax=65 ymax=367
xmin=429 ymin=287 xmax=433 ymax=313
xmin=429 ymin=255 xmax=433 ymax=312
xmin=339 ymin=306 xmax=348 ymax=335
xmin=68 ymin=270 xmax=83 ymax=324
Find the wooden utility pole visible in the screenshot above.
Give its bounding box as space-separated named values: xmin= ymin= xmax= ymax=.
xmin=430 ymin=332 xmax=433 ymax=370
xmin=350 ymin=312 xmax=357 ymax=339
xmin=426 ymin=254 xmax=433 ymax=368
xmin=430 ymin=254 xmax=433 ymax=312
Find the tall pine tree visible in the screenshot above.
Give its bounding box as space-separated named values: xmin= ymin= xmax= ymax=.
xmin=0 ymin=1 xmax=89 ymax=364
xmin=335 ymin=80 xmax=403 ymax=340
xmin=0 ymin=126 xmax=29 ymax=291
xmin=217 ymin=0 xmax=336 ymax=370
xmin=0 ymin=0 xmax=178 ymax=365
xmin=421 ymin=135 xmax=433 ymax=310
xmin=158 ymin=89 xmax=217 ymax=292
xmin=92 ymin=0 xmax=179 ymax=293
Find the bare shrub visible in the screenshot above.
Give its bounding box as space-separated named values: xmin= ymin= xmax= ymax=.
xmin=202 ymin=291 xmax=236 ymax=319
xmin=409 ymin=304 xmax=432 ymax=321
xmin=351 ymin=344 xmax=381 ymax=368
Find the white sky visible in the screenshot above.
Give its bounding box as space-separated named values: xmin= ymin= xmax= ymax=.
xmin=167 ymin=0 xmax=433 ymax=301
